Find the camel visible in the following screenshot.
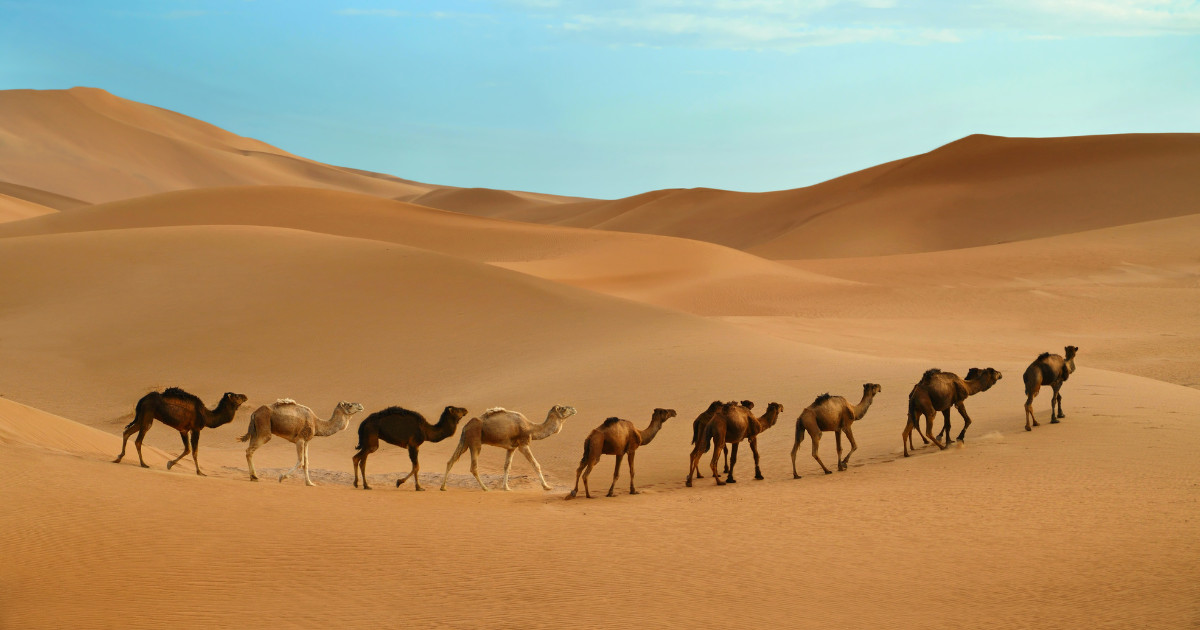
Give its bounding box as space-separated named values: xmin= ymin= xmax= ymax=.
xmin=790 ymin=383 xmax=882 ymax=477
xmin=439 ymin=404 xmax=577 ymax=492
xmin=351 ymin=405 xmax=468 ymax=491
xmin=903 ymin=367 xmax=1002 ymax=457
xmin=1023 ymin=345 xmax=1078 ymax=431
xmin=689 ymin=400 xmax=753 ymax=478
xmin=567 ymin=407 xmax=676 ymax=499
xmin=238 ymin=399 xmax=363 ymax=486
xmin=114 ymin=388 xmax=248 ymax=476
xmin=687 ymin=401 xmax=783 ymax=487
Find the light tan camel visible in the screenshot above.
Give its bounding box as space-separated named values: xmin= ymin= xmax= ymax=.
xmin=1023 ymin=345 xmax=1078 ymax=431
xmin=567 ymin=407 xmax=676 ymax=499
xmin=439 ymin=405 xmax=577 ymax=491
xmin=687 ymin=401 xmax=783 ymax=486
xmin=790 ymin=383 xmax=881 ymax=477
xmin=238 ymin=399 xmax=363 ymax=486
xmin=903 ymin=367 xmax=1002 ymax=457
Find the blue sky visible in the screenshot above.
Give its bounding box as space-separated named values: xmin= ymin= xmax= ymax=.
xmin=2 ymin=1 xmax=1198 ymax=198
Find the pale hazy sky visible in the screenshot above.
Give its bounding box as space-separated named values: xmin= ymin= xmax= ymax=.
xmin=2 ymin=1 xmax=1198 ymax=198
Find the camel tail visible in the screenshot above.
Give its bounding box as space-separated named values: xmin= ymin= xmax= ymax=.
xmin=236 ymin=422 xmax=254 ymax=443
xmin=580 ymin=437 xmax=592 ymax=465
xmin=355 ymin=420 xmax=369 ymax=451
xmin=691 ymin=420 xmax=701 ymax=445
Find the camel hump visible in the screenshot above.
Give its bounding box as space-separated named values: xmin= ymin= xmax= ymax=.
xmin=1036 ymin=352 xmax=1052 ymax=361
xmin=481 ymin=407 xmax=508 ymax=417
xmin=274 ymin=398 xmax=297 ymax=406
xmin=921 ymin=368 xmax=942 ymax=382
xmin=602 ymin=417 xmax=621 ymax=427
xmin=811 ymin=393 xmax=833 ymax=407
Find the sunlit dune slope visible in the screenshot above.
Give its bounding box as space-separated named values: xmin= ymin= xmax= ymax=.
xmin=461 ymin=133 xmax=1200 ymax=258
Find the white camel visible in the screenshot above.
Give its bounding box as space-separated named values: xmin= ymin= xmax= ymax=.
xmin=238 ymin=399 xmax=364 ymax=486
xmin=440 ymin=404 xmax=577 ymax=491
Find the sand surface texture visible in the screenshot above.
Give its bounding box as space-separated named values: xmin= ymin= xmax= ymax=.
xmin=0 ymin=89 xmax=1197 ymax=629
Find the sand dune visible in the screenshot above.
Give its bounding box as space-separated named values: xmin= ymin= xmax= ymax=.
xmin=0 ymin=397 xmax=170 ymax=462
xmin=0 ymin=185 xmax=848 ymax=316
xmin=458 ymin=134 xmax=1200 ymax=258
xmin=0 ymin=192 xmax=55 ymax=223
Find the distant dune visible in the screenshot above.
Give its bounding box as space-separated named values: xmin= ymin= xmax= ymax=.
xmin=448 ymin=133 xmax=1200 ymax=258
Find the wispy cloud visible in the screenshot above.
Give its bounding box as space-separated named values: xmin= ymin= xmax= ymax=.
xmin=505 ymin=0 xmax=1200 ymax=50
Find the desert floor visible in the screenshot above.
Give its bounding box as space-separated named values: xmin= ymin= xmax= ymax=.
xmin=0 ymin=89 xmax=1197 ymax=628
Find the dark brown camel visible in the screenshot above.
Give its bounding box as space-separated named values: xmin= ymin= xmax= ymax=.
xmin=567 ymin=407 xmax=676 ymax=499
xmin=689 ymin=400 xmax=753 ymax=478
xmin=903 ymin=367 xmax=1002 ymax=457
xmin=114 ymin=388 xmax=248 ymax=476
xmin=687 ymin=401 xmax=783 ymax=487
xmin=1023 ymin=345 xmax=1078 ymax=431
xmin=351 ymin=405 xmax=467 ymax=491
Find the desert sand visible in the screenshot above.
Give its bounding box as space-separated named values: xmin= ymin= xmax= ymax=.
xmin=0 ymin=89 xmax=1197 ymax=629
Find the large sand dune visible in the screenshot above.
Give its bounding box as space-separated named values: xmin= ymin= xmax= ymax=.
xmin=0 ymin=90 xmax=1197 ymax=628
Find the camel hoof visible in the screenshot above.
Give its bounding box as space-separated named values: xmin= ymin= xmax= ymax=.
xmin=278 ymin=476 xmax=285 ymax=483
xmin=715 ymin=479 xmax=726 ymax=486
xmin=903 ymin=452 xmax=910 ymax=458
xmin=725 ymin=478 xmax=736 ymax=484
xmin=249 ymin=476 xmax=258 ymax=482
xmin=629 ymin=489 xmax=640 ymax=495
xmin=165 ymin=462 xmax=174 ymax=470
xmin=196 ymin=471 xmax=207 ymax=477
xmin=112 ymin=458 xmax=122 ymax=464
xmin=140 ymin=464 xmax=150 ymax=469
xmin=1050 ymin=419 xmax=1060 ymax=424
xmin=1025 ymin=426 xmax=1032 ymax=432
xmin=793 ymin=473 xmax=802 ymax=479
xmin=353 ymin=481 xmax=359 ymax=488
xmin=754 ymin=475 xmax=764 ymax=481
xmin=396 ymin=478 xmax=406 ymax=487
xmin=606 ymin=492 xmax=615 ymax=498
xmin=305 ymin=482 xmax=316 ymax=487
xmin=824 ymin=470 xmax=833 ymax=475
xmin=685 ymin=480 xmax=693 ymax=487
xmin=363 ymin=486 xmax=372 ymax=490
xmin=440 ymin=487 xmax=448 ymax=492
xmin=565 ymin=492 xmax=576 ymax=500
xmin=415 ymin=486 xmax=426 ymax=492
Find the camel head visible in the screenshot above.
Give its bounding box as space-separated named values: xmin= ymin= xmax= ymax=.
xmin=761 ymin=402 xmax=784 ymax=428
xmin=208 ymin=392 xmax=249 ymax=427
xmin=652 ymin=407 xmax=677 ymax=424
xmin=965 ymin=368 xmax=1002 ymax=391
xmin=1065 ymin=345 xmax=1079 ymax=360
xmin=441 ymin=405 xmax=470 ymax=426
xmin=550 ymin=405 xmax=577 ymax=421
xmin=863 ymin=383 xmax=882 ymax=397
xmin=335 ymin=400 xmax=365 ymax=427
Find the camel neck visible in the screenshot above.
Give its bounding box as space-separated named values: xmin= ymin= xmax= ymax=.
xmin=313 ymin=407 xmax=347 ymax=437
xmin=423 ymin=411 xmax=460 ymax=442
xmin=531 ymin=415 xmax=564 ymax=441
xmin=852 ymin=391 xmax=876 ymax=420
xmin=639 ymin=419 xmax=666 ymax=445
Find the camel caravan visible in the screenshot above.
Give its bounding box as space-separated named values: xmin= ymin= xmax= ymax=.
xmin=112 ymin=346 xmax=1079 ymax=498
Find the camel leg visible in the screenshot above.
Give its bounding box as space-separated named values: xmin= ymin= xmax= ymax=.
xmin=1052 ymin=383 xmax=1064 ymax=421
xmin=114 ymin=417 xmax=146 ymax=465
xmin=811 ymin=432 xmax=832 ymax=474
xmin=686 ymin=445 xmax=703 ymax=487
xmin=725 ymin=442 xmax=740 ymax=484
xmin=791 ymin=431 xmax=805 ymax=478
xmin=189 ymin=431 xmax=206 ymax=476
xmin=840 ymin=425 xmax=859 ymax=470
xmin=519 ymin=445 xmax=553 ymax=491
xmin=353 ymin=439 xmax=378 ymax=489
xmin=938 ymin=409 xmax=953 ymax=445
xmin=722 ymin=445 xmax=729 ymax=474
xmin=926 ymin=412 xmax=946 ymax=450
xmin=578 ymin=458 xmax=596 ymax=499
xmin=166 ymin=431 xmax=191 ymax=471
xmin=501 ymin=449 xmax=515 ymax=491
xmin=395 ymin=446 xmax=424 ymax=491
xmin=748 ymin=437 xmax=763 ymax=480
xmin=245 ymin=441 xmax=259 ymax=481
xmin=954 ymin=402 xmax=973 ymax=442
xmin=302 ymin=440 xmax=316 ymax=486
xmin=280 ymin=439 xmax=304 ymax=482
xmin=441 ymin=440 xmax=468 ymax=491
xmin=468 ymin=443 xmax=488 ymax=491
xmin=835 ymin=429 xmax=845 ymax=471
xmin=627 ymin=451 xmax=639 ymax=495
xmin=710 ymin=440 xmax=725 ymax=486
xmin=1024 ymin=390 xmax=1038 ymax=431
xmin=903 ymin=415 xmax=914 ymax=458
xmin=606 ymin=452 xmax=624 ymax=497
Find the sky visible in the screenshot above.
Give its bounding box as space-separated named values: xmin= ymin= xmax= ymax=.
xmin=1 ymin=1 xmax=1198 ymax=199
